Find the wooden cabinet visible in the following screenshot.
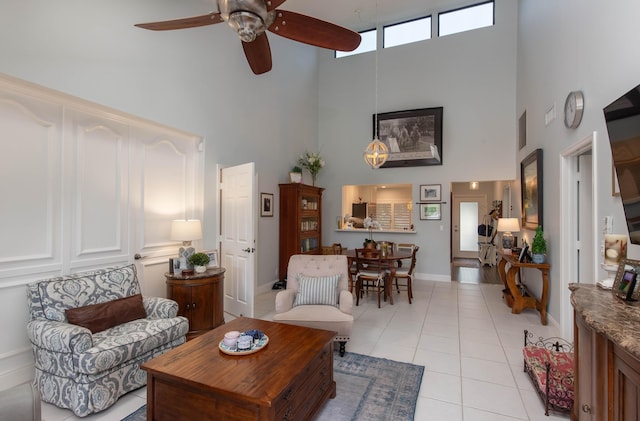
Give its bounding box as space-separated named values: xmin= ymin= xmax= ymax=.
xmin=165 ymin=268 xmax=225 ymax=340
xmin=571 ymin=284 xmax=640 ymax=421
xmin=279 ymin=183 xmax=324 ymax=280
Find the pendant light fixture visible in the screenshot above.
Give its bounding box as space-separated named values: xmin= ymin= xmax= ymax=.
xmin=363 ymin=2 xmax=389 ymax=169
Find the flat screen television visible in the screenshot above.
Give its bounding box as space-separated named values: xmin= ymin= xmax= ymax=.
xmin=604 ymin=83 xmax=640 ymax=244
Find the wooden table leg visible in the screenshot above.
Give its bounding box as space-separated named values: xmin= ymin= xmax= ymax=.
xmin=386 ymin=265 xmax=395 ymax=305
xmin=537 ymin=268 xmax=549 ymax=325
xmin=506 ymin=266 xmax=524 ymax=313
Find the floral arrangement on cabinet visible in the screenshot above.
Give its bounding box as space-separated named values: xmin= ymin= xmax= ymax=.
xmin=298 ymin=151 xmax=324 ymax=187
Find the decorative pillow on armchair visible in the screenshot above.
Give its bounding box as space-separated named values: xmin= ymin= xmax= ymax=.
xmin=65 ymin=294 xmax=147 ymax=333
xmin=293 ymin=274 xmax=341 ymax=307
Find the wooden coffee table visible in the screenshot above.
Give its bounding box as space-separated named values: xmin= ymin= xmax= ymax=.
xmin=142 ymin=317 xmax=336 ymax=421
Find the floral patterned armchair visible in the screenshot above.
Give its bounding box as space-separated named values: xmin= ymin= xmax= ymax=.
xmin=26 ymin=264 xmax=188 ymax=417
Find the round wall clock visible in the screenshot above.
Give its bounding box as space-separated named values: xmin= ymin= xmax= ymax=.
xmin=564 ymin=90 xmax=584 ymax=129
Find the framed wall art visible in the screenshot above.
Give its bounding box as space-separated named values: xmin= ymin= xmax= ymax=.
xmin=521 ymin=149 xmax=543 ymax=230
xmin=419 ymin=184 xmax=441 ymax=202
xmin=260 ymin=192 xmax=274 ymax=217
xmin=419 ymin=203 xmax=441 ymax=220
xmin=374 ymin=107 xmax=443 ymax=168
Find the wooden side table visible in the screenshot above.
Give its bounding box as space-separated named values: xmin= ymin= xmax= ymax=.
xmin=165 ymin=268 xmax=225 ymax=339
xmin=497 ymin=250 xmax=550 ymax=325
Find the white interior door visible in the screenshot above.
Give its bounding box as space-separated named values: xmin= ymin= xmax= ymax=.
xmin=452 ymin=195 xmax=486 ymax=259
xmin=221 ymin=163 xmax=256 ymax=317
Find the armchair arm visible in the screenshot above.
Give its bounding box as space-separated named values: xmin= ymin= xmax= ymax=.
xmin=27 ymin=319 xmax=92 ymax=354
xmin=338 ymin=290 xmax=353 ymax=315
xmin=143 ymin=296 xmax=179 ymax=319
xmin=275 ymin=289 xmax=296 ymax=313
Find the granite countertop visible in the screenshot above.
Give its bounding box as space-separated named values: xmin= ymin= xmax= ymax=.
xmin=570 ymin=283 xmax=640 ymax=359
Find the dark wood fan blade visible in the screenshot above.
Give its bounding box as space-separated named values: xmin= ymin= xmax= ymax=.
xmin=268 ymin=10 xmax=361 ymax=51
xmin=242 ymin=33 xmax=272 ymax=75
xmin=265 ymin=0 xmax=287 ymax=11
xmin=135 ymin=13 xmax=223 ymax=31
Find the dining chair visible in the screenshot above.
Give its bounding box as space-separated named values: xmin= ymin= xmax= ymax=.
xmin=354 ymin=248 xmax=388 ymax=308
xmin=390 ymin=245 xmax=419 ymax=304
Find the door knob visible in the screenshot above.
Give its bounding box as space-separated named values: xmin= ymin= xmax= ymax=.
xmin=242 ymin=247 xmax=256 ymax=253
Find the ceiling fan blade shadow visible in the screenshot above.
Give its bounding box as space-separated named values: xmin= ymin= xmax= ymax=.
xmin=268 ymin=10 xmax=361 ymax=52
xmin=242 ymin=33 xmax=272 ymax=75
xmin=135 ymin=13 xmax=224 ymax=31
xmin=266 ymin=0 xmax=287 ymax=11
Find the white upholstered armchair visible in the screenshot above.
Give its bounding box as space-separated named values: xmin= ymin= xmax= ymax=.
xmin=273 ymin=254 xmax=353 ymax=356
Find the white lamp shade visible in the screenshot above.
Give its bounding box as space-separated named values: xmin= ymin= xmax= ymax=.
xmin=170 ymin=219 xmax=202 ymax=241
xmin=497 ymin=217 xmax=520 ymax=233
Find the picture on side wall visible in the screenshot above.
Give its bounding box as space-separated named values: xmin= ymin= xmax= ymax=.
xmin=419 ymin=203 xmax=441 ymax=220
xmin=374 ymin=107 xmax=443 ymax=168
xmin=261 ymin=193 xmax=274 ymax=217
xmin=520 ymin=149 xmax=543 ymax=230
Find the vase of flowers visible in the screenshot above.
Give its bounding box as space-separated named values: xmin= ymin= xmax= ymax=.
xmin=298 ymin=152 xmax=324 ymax=187
xmin=363 ymin=217 xmax=381 ymax=248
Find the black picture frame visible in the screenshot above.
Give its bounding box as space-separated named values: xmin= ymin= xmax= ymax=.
xmin=521 ymin=149 xmax=543 ymax=230
xmin=419 ymin=203 xmax=441 ymax=220
xmin=260 ymin=192 xmax=273 ymax=217
xmin=419 ymin=184 xmax=441 ymax=202
xmin=374 ymin=107 xmax=443 ymax=168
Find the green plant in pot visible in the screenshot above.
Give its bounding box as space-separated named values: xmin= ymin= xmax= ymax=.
xmin=188 ymin=252 xmax=210 ymax=273
xmin=531 ymin=226 xmax=547 ymax=264
xmin=289 ymin=166 xmax=302 ymax=183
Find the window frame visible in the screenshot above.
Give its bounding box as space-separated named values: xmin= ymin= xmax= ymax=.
xmin=382 ymin=15 xmax=432 ymax=49
xmin=437 ymin=0 xmax=495 ymax=37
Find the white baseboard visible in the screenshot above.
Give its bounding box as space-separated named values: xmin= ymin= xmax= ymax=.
xmin=0 ymin=347 xmax=34 ymax=390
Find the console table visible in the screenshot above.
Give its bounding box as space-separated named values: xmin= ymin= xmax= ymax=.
xmin=165 ymin=268 xmax=225 ymax=339
xmin=497 ymin=250 xmax=550 ymax=325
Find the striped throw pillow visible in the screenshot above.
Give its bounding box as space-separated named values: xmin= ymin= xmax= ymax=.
xmin=293 ymin=273 xmax=341 ymax=307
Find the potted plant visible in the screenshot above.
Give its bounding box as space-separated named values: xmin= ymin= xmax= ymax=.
xmin=188 ymin=252 xmax=210 ymax=273
xmin=531 ymin=226 xmax=547 ymax=264
xmin=289 ymin=166 xmax=302 ymax=183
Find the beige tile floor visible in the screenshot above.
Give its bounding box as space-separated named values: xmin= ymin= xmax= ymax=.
xmin=41 ymin=278 xmax=570 ymax=421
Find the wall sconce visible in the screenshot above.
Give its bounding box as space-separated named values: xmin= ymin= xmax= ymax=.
xmin=469 ymin=181 xmax=480 ymax=190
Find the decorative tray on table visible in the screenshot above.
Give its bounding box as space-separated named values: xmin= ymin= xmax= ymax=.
xmin=218 ymin=330 xmax=269 ymax=356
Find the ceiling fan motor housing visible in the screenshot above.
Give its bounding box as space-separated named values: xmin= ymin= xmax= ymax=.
xmin=218 ymin=0 xmax=275 ymax=42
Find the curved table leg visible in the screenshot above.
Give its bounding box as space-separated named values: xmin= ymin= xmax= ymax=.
xmin=506 ymin=266 xmax=523 ymax=313
xmin=537 ymin=268 xmax=549 ymax=325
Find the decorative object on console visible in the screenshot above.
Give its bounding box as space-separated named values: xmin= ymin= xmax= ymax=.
xmin=298 ymin=151 xmax=324 ymax=186
xmin=188 ymin=252 xmax=210 ymax=273
xmin=521 ymin=148 xmax=543 ymax=230
xmin=604 ymin=233 xmax=627 ymax=266
xmin=612 ymin=258 xmax=640 ymax=302
xmin=289 ymin=166 xmax=302 ymax=183
xmin=171 ymin=219 xmax=202 ymax=267
xmin=531 ymin=226 xmax=547 ymax=264
xmin=498 ymin=217 xmax=520 ymax=250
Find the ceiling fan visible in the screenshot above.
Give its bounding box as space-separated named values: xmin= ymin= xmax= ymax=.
xmin=135 ymin=0 xmax=362 ymax=75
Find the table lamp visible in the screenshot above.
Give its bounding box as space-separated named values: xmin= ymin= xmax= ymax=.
xmin=171 ymin=219 xmax=202 ymax=267
xmin=497 ymin=218 xmax=520 ymax=250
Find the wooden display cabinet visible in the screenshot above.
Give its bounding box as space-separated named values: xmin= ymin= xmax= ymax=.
xmin=165 ymin=268 xmax=225 ymax=340
xmin=279 ymin=183 xmax=324 ymax=281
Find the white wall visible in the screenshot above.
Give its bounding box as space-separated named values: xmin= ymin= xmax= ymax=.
xmin=516 ymin=0 xmax=640 ymax=327
xmin=0 ymin=0 xmax=319 ymax=289
xmin=318 ymin=0 xmax=519 ymax=278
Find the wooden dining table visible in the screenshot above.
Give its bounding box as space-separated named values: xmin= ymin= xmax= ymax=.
xmin=342 ymin=249 xmax=413 ymax=305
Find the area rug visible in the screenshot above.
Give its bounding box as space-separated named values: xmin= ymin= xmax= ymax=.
xmin=122 ymin=351 xmax=424 ymax=421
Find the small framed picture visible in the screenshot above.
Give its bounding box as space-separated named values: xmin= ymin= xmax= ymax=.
xmin=202 ymin=249 xmax=219 ymax=268
xmin=420 ymin=184 xmax=441 ymax=202
xmin=613 ymin=258 xmax=640 ymax=302
xmin=419 ymin=203 xmax=441 ymax=220
xmin=260 ymin=192 xmax=274 ymax=217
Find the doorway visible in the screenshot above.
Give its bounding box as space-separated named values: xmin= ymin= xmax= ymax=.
xmin=452 ymin=194 xmax=486 ymax=260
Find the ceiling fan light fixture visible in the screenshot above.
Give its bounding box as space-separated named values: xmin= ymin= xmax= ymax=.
xmin=228 ymin=11 xmax=265 ymax=42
